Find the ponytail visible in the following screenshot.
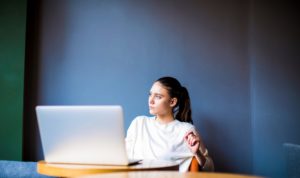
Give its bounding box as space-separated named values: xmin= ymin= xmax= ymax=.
xmin=156 ymin=77 xmax=193 ymax=124
xmin=175 ymin=87 xmax=193 ymax=124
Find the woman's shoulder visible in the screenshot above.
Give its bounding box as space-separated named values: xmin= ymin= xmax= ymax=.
xmin=131 ymin=115 xmax=155 ymax=124
xmin=174 ymin=120 xmax=195 ymax=131
xmin=133 ymin=115 xmax=154 ymax=120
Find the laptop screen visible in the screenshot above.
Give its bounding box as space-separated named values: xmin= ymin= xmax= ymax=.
xmin=36 ymin=105 xmax=131 ymax=165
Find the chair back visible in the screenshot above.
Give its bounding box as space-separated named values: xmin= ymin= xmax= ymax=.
xmin=188 ymin=157 xmax=199 ymax=172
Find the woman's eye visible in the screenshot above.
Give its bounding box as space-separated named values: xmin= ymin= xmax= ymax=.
xmin=155 ymin=95 xmax=162 ymax=99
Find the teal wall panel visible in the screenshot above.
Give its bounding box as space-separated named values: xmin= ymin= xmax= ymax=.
xmin=0 ymin=0 xmax=27 ymax=160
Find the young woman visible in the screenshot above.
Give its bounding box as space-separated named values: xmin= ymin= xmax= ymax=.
xmin=125 ymin=76 xmax=214 ymax=172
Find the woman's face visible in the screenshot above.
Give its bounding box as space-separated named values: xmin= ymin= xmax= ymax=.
xmin=148 ymin=82 xmax=175 ymax=117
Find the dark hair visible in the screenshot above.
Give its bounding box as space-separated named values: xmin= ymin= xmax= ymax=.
xmin=156 ymin=76 xmax=193 ymax=124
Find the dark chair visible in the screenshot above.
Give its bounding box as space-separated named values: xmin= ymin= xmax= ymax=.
xmin=0 ymin=160 xmax=55 ymax=178
xmin=283 ymin=143 xmax=300 ymax=178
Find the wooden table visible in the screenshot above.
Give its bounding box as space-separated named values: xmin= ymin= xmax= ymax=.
xmin=74 ymin=171 xmax=264 ymax=178
xmin=37 ymin=160 xmax=179 ymax=177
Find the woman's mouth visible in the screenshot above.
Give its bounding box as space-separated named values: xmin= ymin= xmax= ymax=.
xmin=149 ymin=106 xmax=154 ymax=110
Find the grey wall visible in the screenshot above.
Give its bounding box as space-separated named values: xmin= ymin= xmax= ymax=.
xmin=23 ymin=1 xmax=300 ymax=178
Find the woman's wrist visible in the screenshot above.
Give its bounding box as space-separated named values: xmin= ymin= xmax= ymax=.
xmin=195 ymin=149 xmax=207 ymax=167
xmin=200 ymin=148 xmax=208 ymax=157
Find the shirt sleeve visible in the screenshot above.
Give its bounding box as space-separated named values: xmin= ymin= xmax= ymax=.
xmin=125 ymin=117 xmax=139 ymax=159
xmin=201 ymin=154 xmax=214 ymax=172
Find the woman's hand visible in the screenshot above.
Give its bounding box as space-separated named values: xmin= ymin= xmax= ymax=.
xmin=184 ymin=130 xmax=208 ymax=167
xmin=184 ymin=130 xmax=201 ymax=154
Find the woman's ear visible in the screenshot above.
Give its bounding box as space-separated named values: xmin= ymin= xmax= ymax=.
xmin=170 ymin=98 xmax=178 ymax=107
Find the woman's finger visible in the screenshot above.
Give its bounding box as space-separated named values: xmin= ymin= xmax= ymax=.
xmin=187 ymin=134 xmax=197 ymax=146
xmin=184 ymin=130 xmax=194 ymax=139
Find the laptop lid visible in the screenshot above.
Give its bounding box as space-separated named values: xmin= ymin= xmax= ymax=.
xmin=36 ymin=105 xmax=132 ymax=165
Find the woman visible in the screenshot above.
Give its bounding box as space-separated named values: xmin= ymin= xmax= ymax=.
xmin=125 ymin=76 xmax=214 ymax=172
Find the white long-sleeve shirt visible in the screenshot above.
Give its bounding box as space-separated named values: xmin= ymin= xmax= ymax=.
xmin=125 ymin=115 xmax=198 ymax=172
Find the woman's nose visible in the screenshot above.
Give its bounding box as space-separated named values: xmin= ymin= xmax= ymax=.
xmin=149 ymin=95 xmax=154 ymax=104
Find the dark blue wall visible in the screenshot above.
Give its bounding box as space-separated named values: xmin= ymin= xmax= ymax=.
xmin=23 ymin=1 xmax=300 ymax=178
xmin=250 ymin=1 xmax=300 ymax=177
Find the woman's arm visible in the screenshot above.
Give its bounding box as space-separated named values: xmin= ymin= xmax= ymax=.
xmin=184 ymin=130 xmax=214 ymax=171
xmin=125 ymin=118 xmax=139 ymax=159
xmin=195 ymin=148 xmax=214 ymax=171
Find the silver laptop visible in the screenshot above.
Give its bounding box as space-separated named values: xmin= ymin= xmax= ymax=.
xmin=36 ymin=105 xmax=140 ymax=165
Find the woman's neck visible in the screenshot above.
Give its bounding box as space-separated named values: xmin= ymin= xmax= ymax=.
xmin=155 ymin=114 xmax=175 ymax=124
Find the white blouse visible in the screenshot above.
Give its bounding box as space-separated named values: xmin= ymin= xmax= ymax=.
xmin=125 ymin=115 xmax=196 ymax=172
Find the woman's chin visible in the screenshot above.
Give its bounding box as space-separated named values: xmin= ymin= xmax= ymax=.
xmin=149 ymin=110 xmax=155 ymax=115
